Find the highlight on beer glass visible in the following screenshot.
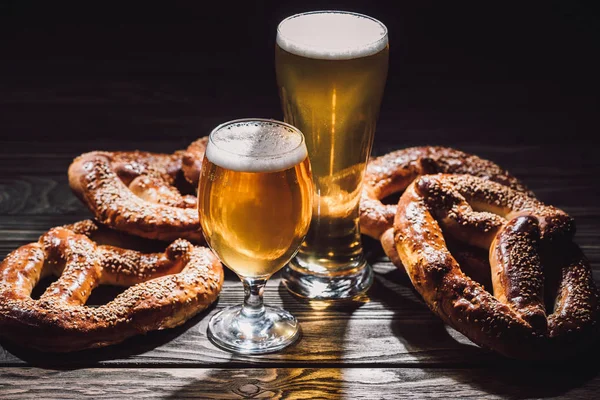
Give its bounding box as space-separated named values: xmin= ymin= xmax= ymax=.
xmin=276 ymin=11 xmax=389 ymax=299
xmin=198 ymin=118 xmax=313 ymax=354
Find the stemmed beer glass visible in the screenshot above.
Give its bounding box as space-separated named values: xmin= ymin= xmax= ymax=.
xmin=198 ymin=118 xmax=313 ymax=354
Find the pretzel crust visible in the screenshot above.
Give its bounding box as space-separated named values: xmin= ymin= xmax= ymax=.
xmin=182 ymin=136 xmax=208 ymax=187
xmin=360 ymin=147 xmax=532 ymax=267
xmin=394 ymin=174 xmax=599 ymax=359
xmin=0 ymin=220 xmax=224 ymax=352
xmin=68 ymin=142 xmax=207 ymax=242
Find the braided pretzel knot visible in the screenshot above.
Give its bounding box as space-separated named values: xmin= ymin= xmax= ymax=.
xmin=394 ymin=174 xmax=599 ymax=359
xmin=0 ymin=220 xmax=223 ymax=352
xmin=68 ymin=137 xmax=208 ymax=242
xmin=361 ymin=147 xmax=533 ymax=267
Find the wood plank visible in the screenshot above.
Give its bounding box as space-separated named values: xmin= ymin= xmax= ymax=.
xmin=0 ymin=262 xmax=598 ymax=368
xmin=0 ymin=142 xmax=599 ymax=367
xmin=1 ymin=173 xmax=598 ymax=261
xmin=2 ymin=170 xmax=599 ymax=216
xmin=1 ymin=366 xmax=599 ymax=399
xmin=0 ymin=265 xmax=499 ymax=367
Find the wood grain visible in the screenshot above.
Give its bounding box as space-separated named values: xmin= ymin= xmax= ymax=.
xmin=0 ymin=141 xmax=599 ymax=400
xmin=0 ymin=143 xmax=599 ymax=369
xmin=0 ymin=367 xmax=598 ymax=399
xmin=1 ymin=5 xmax=598 ymax=395
xmin=0 ymin=266 xmax=504 ymax=367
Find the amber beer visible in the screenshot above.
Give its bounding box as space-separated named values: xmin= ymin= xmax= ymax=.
xmin=198 ymin=120 xmax=312 ymax=278
xmin=199 ymin=119 xmax=312 ymax=354
xmin=276 ymin=11 xmax=389 ymax=298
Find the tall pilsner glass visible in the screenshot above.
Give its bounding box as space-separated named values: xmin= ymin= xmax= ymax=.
xmin=276 ymin=11 xmax=389 ymax=299
xmin=198 ymin=119 xmax=313 ymax=353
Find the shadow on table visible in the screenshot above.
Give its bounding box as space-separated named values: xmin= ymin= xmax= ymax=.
xmin=447 ymin=351 xmax=600 ymax=399
xmin=366 ymin=237 xmax=600 ymax=398
xmin=370 ymin=266 xmax=491 ymax=362
xmin=364 ymin=235 xmax=484 ymax=361
xmin=0 ymin=299 xmax=220 ymax=369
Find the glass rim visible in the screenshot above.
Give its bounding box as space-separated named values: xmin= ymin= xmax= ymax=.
xmin=208 ymin=118 xmax=306 ymax=159
xmin=276 ymin=10 xmax=388 ymax=51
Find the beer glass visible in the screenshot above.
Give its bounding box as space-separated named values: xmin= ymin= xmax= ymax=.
xmin=276 ymin=11 xmax=389 ymax=299
xmin=198 ymin=118 xmax=312 ymax=354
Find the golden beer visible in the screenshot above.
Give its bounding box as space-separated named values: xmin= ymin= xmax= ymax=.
xmin=198 ymin=121 xmax=312 ymax=278
xmin=199 ymin=119 xmax=311 ymax=354
xmin=276 ymin=11 xmax=389 ymax=297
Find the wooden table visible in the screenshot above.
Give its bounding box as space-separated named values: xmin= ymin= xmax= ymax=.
xmin=0 ymin=2 xmax=598 ymax=393
xmin=1 ymin=132 xmax=599 ymax=398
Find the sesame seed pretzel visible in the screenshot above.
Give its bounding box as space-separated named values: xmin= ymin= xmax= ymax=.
xmin=0 ymin=220 xmax=224 ymax=352
xmin=394 ymin=174 xmax=599 ymax=359
xmin=68 ymin=137 xmax=208 ymax=242
xmin=361 ymin=147 xmax=533 ymax=268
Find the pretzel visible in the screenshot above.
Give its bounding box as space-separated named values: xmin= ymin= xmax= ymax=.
xmin=394 ymin=174 xmax=599 ymax=359
xmin=68 ymin=137 xmax=208 ymax=242
xmin=360 ymin=146 xmax=533 ymax=268
xmin=182 ymin=136 xmax=209 ymax=186
xmin=0 ymin=220 xmax=224 ymax=352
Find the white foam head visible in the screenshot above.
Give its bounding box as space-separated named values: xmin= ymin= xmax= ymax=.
xmin=206 ymin=119 xmax=308 ymax=172
xmin=277 ymin=11 xmax=388 ymax=60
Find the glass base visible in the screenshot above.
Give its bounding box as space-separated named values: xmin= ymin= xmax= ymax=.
xmin=207 ymin=304 xmax=301 ymax=354
xmin=282 ymin=258 xmax=373 ymax=300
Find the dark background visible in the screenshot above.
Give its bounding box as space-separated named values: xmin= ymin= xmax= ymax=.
xmin=0 ymin=1 xmax=598 ymax=146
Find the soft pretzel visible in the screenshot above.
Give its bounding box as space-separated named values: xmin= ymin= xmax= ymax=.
xmin=182 ymin=136 xmax=208 ymax=187
xmin=0 ymin=220 xmax=224 ymax=352
xmin=68 ymin=140 xmax=208 ymax=242
xmin=394 ymin=174 xmax=599 ymax=359
xmin=360 ymin=146 xmax=533 ymax=268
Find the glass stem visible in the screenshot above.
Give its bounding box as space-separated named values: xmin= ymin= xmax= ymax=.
xmin=241 ymin=277 xmax=267 ymax=319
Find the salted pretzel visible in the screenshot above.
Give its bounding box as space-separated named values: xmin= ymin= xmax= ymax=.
xmin=360 ymin=146 xmax=533 ymax=267
xmin=68 ymin=137 xmax=208 ymax=242
xmin=0 ymin=220 xmax=224 ymax=352
xmin=394 ymin=174 xmax=599 ymax=359
xmin=182 ymin=136 xmax=208 ymax=186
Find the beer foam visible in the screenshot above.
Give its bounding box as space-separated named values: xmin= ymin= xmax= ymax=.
xmin=277 ymin=11 xmax=388 ymax=60
xmin=206 ymin=119 xmax=308 ymax=172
